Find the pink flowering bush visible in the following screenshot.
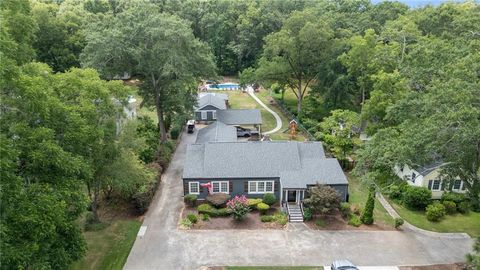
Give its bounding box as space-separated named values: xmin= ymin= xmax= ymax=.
xmin=226 ymin=195 xmax=250 ymax=220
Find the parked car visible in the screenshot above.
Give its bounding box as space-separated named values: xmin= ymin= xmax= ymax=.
xmin=187 ymin=120 xmax=195 ymax=134
xmin=331 ymin=260 xmax=359 ymax=270
xmin=236 ymin=126 xmax=259 ymax=137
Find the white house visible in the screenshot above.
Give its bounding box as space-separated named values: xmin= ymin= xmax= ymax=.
xmin=394 ymin=162 xmax=467 ymax=199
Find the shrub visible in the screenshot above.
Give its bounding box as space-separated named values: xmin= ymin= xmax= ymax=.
xmin=394 ymin=218 xmax=404 ymax=229
xmin=132 ymin=181 xmax=157 ymax=215
xmin=206 ymin=193 xmax=230 ymax=208
xmin=197 ymin=204 xmax=231 ymax=217
xmin=202 ymin=214 xmax=210 ymax=221
xmin=403 ymin=186 xmax=432 ymax=210
xmin=263 ymin=193 xmax=277 ymax=206
xmin=303 ymin=208 xmax=313 ymax=221
xmin=426 ymin=203 xmax=446 ymax=222
xmin=340 ymin=202 xmax=351 ymax=219
xmin=180 ymin=218 xmax=193 ymax=229
xmin=304 ymin=184 xmax=340 ymax=215
xmin=256 ymin=202 xmax=270 ymax=215
xmin=388 ymin=185 xmax=402 ymax=200
xmin=261 ymin=215 xmax=274 ymax=222
xmin=187 ymin=214 xmax=198 ymax=224
xmin=441 ymin=192 xmax=465 ymax=204
xmin=226 ymin=195 xmax=250 ymax=220
xmin=348 ymin=215 xmax=361 ymax=227
xmin=315 ymin=218 xmax=326 ymax=228
xmin=247 ymin=198 xmax=263 ymax=207
xmin=273 ymin=212 xmax=288 ymax=225
xmin=170 ymin=126 xmax=181 ymax=140
xmin=184 ymin=194 xmax=198 ymax=207
xmin=442 ymin=200 xmax=457 ymax=215
xmin=458 ymin=201 xmax=470 ymax=214
xmin=361 ymin=186 xmax=375 ymax=225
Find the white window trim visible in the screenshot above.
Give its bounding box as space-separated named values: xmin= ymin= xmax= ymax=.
xmin=452 ymin=180 xmax=462 ymax=191
xmin=248 ymin=181 xmax=274 ymax=194
xmin=188 ymin=182 xmax=200 ymax=194
xmin=201 ymin=111 xmax=207 ymax=120
xmin=431 ymin=180 xmax=442 ymax=191
xmin=212 ymin=110 xmax=217 ymax=119
xmin=211 ymin=181 xmax=229 ymax=194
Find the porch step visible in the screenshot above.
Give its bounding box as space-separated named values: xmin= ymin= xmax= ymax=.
xmin=287 ymin=205 xmax=304 ymax=223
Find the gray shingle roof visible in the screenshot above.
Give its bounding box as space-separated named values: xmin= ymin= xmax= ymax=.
xmin=195 ymin=122 xmax=237 ymax=143
xmin=217 ymin=109 xmax=262 ymax=125
xmin=183 ymin=141 xmax=347 ymax=187
xmin=413 ymin=161 xmax=444 ymax=176
xmin=199 ymin=92 xmax=228 ymax=101
xmin=196 ymin=94 xmax=226 ymax=110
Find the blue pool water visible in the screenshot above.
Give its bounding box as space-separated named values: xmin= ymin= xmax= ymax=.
xmin=208 ymin=83 xmax=239 ymax=89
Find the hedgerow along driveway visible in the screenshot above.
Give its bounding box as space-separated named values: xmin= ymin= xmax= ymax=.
xmin=123 ymin=130 xmax=473 ymax=270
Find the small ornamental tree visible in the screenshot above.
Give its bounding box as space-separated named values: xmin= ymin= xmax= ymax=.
xmin=304 ymin=184 xmax=341 ymax=215
xmin=361 ymin=186 xmax=375 ymax=225
xmin=226 ymin=195 xmax=250 ymax=220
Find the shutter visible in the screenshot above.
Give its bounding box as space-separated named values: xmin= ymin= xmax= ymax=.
xmin=274 ymin=180 xmax=279 ymax=192
xmin=427 ymin=180 xmax=433 ymax=190
xmin=229 ymin=181 xmax=233 ymax=194
xmin=244 ymin=181 xmax=249 ymax=192
xmin=184 ymin=182 xmax=189 ymax=195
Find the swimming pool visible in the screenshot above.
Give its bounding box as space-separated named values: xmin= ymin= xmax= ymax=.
xmin=207 ymin=83 xmax=240 ymax=90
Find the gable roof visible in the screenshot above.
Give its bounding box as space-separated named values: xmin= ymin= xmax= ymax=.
xmin=195 ymin=122 xmax=237 ymax=144
xmin=183 ymin=141 xmax=347 ymax=187
xmin=413 ymin=161 xmax=444 ymax=176
xmin=217 ymin=109 xmax=262 ymax=125
xmin=199 ymin=92 xmax=228 ymax=101
xmin=196 ymin=94 xmax=226 ymax=110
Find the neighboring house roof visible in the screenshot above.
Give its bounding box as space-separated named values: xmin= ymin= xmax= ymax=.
xmin=217 ymin=109 xmax=262 ymax=125
xmin=196 ymin=94 xmax=227 ymax=110
xmin=183 ymin=141 xmax=347 ymax=187
xmin=413 ymin=161 xmax=444 ymax=176
xmin=195 ymin=122 xmax=237 ymax=144
xmin=198 ymin=92 xmax=228 ymax=101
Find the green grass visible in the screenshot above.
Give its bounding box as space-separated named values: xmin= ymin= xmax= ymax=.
xmin=389 ymin=200 xmax=480 ymax=237
xmin=271 ymin=88 xmax=301 ymax=113
xmin=255 ymin=90 xmax=306 ymax=141
xmin=348 ymin=175 xmax=395 ymax=227
xmin=71 ymin=219 xmax=141 ymax=270
xmin=227 ymin=267 xmax=323 ymax=270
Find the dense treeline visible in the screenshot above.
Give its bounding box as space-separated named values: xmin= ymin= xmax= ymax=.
xmin=1 ymin=0 xmax=479 ymax=268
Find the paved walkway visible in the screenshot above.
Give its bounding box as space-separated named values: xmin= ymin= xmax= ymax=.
xmin=246 ymin=86 xmax=282 ymax=135
xmin=124 ymin=132 xmax=473 ymax=270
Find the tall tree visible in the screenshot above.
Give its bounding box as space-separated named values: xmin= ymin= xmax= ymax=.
xmin=81 ymin=3 xmax=215 ymax=145
xmin=257 ymin=9 xmax=334 ymax=116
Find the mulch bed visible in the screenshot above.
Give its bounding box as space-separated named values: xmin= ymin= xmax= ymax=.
xmin=305 ymin=212 xmax=394 ymax=231
xmin=181 ymin=206 xmax=285 ymax=230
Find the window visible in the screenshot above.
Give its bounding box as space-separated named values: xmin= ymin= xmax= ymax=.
xmin=248 ymin=181 xmax=274 ymax=194
xmin=212 ymin=111 xmax=217 ymax=119
xmin=212 ymin=181 xmax=229 ymax=193
xmin=452 ymin=180 xmax=462 ymax=191
xmin=431 ymin=180 xmax=441 ymax=191
xmin=189 ymin=182 xmax=200 ymax=194
xmin=201 ymin=111 xmax=207 ymax=120
xmin=411 ymin=172 xmax=416 ymax=181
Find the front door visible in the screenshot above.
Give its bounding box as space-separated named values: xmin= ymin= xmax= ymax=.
xmin=287 ymin=190 xmax=297 ymax=203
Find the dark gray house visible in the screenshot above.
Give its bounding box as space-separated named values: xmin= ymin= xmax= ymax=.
xmin=182 ymin=141 xmax=348 ymax=209
xmin=195 ymin=93 xmax=227 ymax=121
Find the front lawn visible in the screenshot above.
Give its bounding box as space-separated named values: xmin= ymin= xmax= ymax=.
xmin=348 ymin=175 xmax=395 ymax=227
xmin=389 ymin=200 xmax=480 ymax=237
xmin=227 ymin=267 xmax=323 ymax=270
xmin=70 ymin=219 xmax=141 ymax=270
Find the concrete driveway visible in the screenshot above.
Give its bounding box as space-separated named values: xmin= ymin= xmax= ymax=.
xmin=124 ymin=130 xmax=473 ymax=270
